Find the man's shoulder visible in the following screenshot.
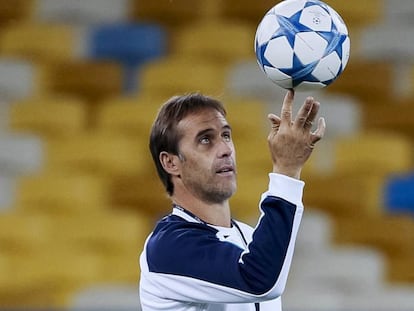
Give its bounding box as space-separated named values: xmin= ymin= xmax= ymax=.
xmin=148 ymin=214 xmax=219 ymax=252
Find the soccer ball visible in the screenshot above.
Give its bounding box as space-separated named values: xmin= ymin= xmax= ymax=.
xmin=254 ymin=0 xmax=350 ymax=91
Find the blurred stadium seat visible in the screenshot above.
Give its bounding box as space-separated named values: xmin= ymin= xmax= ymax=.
xmin=15 ymin=173 xmax=109 ymax=213
xmin=87 ymin=22 xmax=167 ymax=67
xmin=289 ymin=246 xmax=385 ymax=293
xmin=333 ymin=130 xmax=413 ymax=177
xmin=384 ymin=0 xmax=414 ymax=24
xmin=0 ymin=176 xmax=16 ymax=209
xmin=333 ymin=214 xmax=414 ymax=259
xmin=305 ymin=174 xmax=386 ymax=217
xmin=362 ymin=99 xmax=414 ymax=141
xmin=0 ymin=0 xmax=35 ymax=26
xmin=0 ymin=22 xmax=81 ymax=63
xmin=387 ymin=254 xmax=414 ymax=283
xmin=130 ymin=0 xmax=205 ymax=29
xmin=342 ymin=284 xmax=414 ymax=310
xmin=9 ymin=95 xmax=88 ymax=139
xmin=0 ymin=132 xmax=44 ymax=176
xmin=109 ymin=171 xmax=171 ymax=218
xmin=226 ymin=59 xmax=289 ymax=102
xmin=44 ymin=60 xmax=124 ymax=104
xmin=220 ymin=0 xmax=279 ymax=25
xmin=0 ymin=212 xmax=51 ymax=254
xmin=384 ymin=171 xmax=414 ymax=215
xmin=69 ymin=284 xmax=141 ymax=311
xmin=95 ymin=94 xmax=163 ymax=140
xmin=321 ymin=0 xmax=384 ymax=30
xmin=224 ymin=97 xmax=268 ymax=140
xmin=45 ymin=132 xmax=148 ymax=178
xmin=33 ymin=0 xmax=130 ymax=25
xmin=87 ymin=22 xmax=167 ymax=91
xmin=327 ymin=59 xmax=394 ymax=102
xmin=138 ymin=56 xmax=227 ymax=97
xmin=0 ymin=58 xmax=46 ymax=101
xmin=304 ymin=131 xmax=414 ymax=216
xmin=49 ymin=211 xmax=151 ymax=255
xmin=171 ymin=20 xmax=254 ymax=64
xmin=356 ymin=23 xmax=414 ymax=99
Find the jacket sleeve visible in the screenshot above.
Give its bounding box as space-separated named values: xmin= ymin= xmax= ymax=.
xmin=140 ymin=173 xmax=304 ymax=304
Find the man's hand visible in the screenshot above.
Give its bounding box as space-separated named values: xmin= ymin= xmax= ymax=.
xmin=267 ymin=90 xmax=326 ymax=179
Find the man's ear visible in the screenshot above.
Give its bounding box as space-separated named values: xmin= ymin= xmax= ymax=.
xmin=159 ymin=151 xmax=181 ymax=176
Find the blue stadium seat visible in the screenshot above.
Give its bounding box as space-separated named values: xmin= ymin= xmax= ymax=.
xmin=384 ymin=172 xmax=414 ymax=215
xmin=87 ymin=22 xmax=167 ymax=92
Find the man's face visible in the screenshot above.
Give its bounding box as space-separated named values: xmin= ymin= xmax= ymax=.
xmin=175 ymin=108 xmax=237 ymax=204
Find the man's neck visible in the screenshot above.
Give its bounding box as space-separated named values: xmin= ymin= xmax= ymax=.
xmin=171 ymin=195 xmax=232 ymax=227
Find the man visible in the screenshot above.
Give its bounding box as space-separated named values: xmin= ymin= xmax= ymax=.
xmin=139 ymin=90 xmax=325 ymax=310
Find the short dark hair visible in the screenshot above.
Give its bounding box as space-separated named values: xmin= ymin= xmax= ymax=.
xmin=149 ymin=93 xmax=227 ymax=196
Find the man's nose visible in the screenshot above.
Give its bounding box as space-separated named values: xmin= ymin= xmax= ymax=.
xmin=218 ymin=140 xmax=233 ymax=157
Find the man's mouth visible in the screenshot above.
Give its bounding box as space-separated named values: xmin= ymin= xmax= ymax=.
xmin=216 ymin=166 xmax=234 ymax=174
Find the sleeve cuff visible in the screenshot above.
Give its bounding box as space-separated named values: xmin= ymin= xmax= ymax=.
xmin=266 ymin=173 xmax=305 ymax=207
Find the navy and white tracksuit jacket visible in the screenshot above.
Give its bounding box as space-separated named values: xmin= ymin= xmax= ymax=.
xmin=139 ymin=173 xmax=304 ymax=310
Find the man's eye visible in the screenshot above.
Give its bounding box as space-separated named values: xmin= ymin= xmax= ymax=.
xmin=200 ymin=137 xmax=210 ymax=144
xmin=223 ymin=133 xmax=232 ymax=141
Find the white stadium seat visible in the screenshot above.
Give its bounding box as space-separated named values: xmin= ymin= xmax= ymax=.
xmin=34 ymin=0 xmax=130 ymax=25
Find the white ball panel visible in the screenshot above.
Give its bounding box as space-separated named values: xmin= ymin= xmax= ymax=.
xmin=300 ymin=5 xmax=332 ymax=32
xmin=342 ymin=36 xmax=351 ymax=68
xmin=329 ymin=7 xmax=348 ymax=35
xmin=264 ymin=65 xmax=292 ymax=89
xmin=295 ymin=81 xmax=327 ymax=91
xmin=274 ymin=0 xmax=307 ymax=18
xmin=256 ymin=14 xmax=280 ymax=46
xmin=294 ymin=32 xmax=327 ymax=65
xmin=265 ymin=36 xmax=294 ymax=68
xmin=312 ymin=52 xmax=341 ymax=81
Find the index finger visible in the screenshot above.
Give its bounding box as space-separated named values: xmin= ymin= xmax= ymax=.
xmin=280 ymin=90 xmax=294 ymax=125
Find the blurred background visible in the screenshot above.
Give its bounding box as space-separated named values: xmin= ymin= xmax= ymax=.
xmin=0 ymin=0 xmax=413 ymax=310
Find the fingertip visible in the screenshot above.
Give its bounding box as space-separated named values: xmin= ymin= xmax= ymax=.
xmin=318 ymin=117 xmax=326 ymax=134
xmin=268 ymin=113 xmax=280 ymax=121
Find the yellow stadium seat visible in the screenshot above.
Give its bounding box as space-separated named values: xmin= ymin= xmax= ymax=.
xmin=220 ymin=0 xmax=278 ymax=25
xmin=138 ymin=56 xmax=228 ymax=98
xmin=333 ymin=131 xmax=414 ymax=177
xmin=15 ymin=173 xmax=109 ymax=213
xmin=49 ymin=210 xmax=152 ymax=255
xmin=96 ymin=94 xmax=165 ymax=139
xmin=324 ymin=0 xmax=384 ymax=30
xmin=9 ymin=95 xmax=88 ymax=139
xmin=0 ymin=0 xmax=35 ymax=26
xmin=172 ymin=20 xmax=254 ymax=64
xmin=230 ymin=172 xmax=269 ymax=224
xmin=333 ymin=214 xmax=414 ymax=259
xmin=0 ymin=212 xmax=50 ymax=254
xmin=44 ymin=60 xmax=124 ymax=104
xmin=12 ymin=249 xmax=104 ymax=308
xmin=45 ymin=131 xmax=149 ymax=177
xmin=327 ymin=59 xmax=393 ymax=102
xmin=363 ymin=100 xmax=414 ymax=141
xmin=110 ymin=171 xmax=171 ymax=217
xmin=304 ymin=173 xmax=386 ymax=217
xmin=224 ymin=97 xmax=268 ymax=140
xmin=222 ymin=0 xmax=384 ymax=31
xmin=0 ymin=253 xmax=58 ymax=308
xmin=0 ymin=22 xmax=79 ymax=63
xmin=130 ymin=0 xmax=206 ymax=29
xmin=387 ymin=254 xmax=414 ymax=283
